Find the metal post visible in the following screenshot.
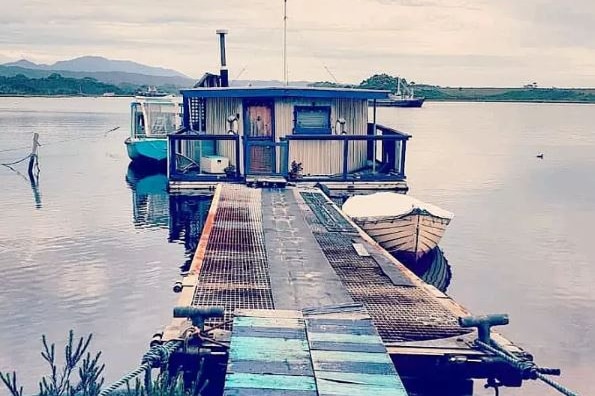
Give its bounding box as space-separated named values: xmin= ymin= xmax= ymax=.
xmin=372 ymin=100 xmax=377 ymax=173
xmin=400 ymin=139 xmax=407 ymax=178
xmin=182 ymin=96 xmax=190 ymax=129
xmin=342 ymin=136 xmax=349 ymax=181
xmin=235 ymin=135 xmax=241 ymax=179
xmin=168 ymin=137 xmax=176 ymax=179
xmin=216 ymin=30 xmax=229 ymax=87
xmin=283 ymin=0 xmax=288 ymax=85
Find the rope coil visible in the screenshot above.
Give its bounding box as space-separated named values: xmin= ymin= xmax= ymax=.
xmin=475 ymin=340 xmax=578 ymax=396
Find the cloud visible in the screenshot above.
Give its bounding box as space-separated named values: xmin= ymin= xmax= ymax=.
xmin=1 ymin=0 xmax=594 ymax=86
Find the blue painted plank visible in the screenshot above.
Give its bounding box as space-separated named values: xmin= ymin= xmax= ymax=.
xmin=317 ymin=379 xmax=407 ymax=396
xmin=234 ymin=316 xmax=304 ymax=329
xmin=232 ymin=326 xmax=306 ymax=340
xmin=317 ymin=372 xmax=406 ymax=389
xmin=235 ymin=309 xmax=303 ymax=319
xmin=225 ymin=373 xmax=317 ymax=391
xmin=228 ymin=360 xmax=313 ymax=376
xmin=230 ymin=337 xmax=310 ymax=362
xmin=310 ymin=350 xmax=393 ymax=365
xmin=224 ymin=388 xmax=317 ymax=396
xmin=307 ymin=332 xmax=383 ymax=344
xmin=306 ymin=322 xmax=378 ymax=336
xmin=305 ymin=318 xmax=374 ymax=328
xmin=312 ymin=361 xmax=397 ymax=375
xmin=309 ymin=341 xmax=388 ymax=353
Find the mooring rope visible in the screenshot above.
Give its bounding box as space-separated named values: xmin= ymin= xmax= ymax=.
xmin=1 ymin=154 xmax=32 ymax=167
xmin=476 ymin=340 xmax=579 ymax=396
xmin=98 ymin=340 xmax=181 ymax=396
xmin=0 ymin=126 xmax=119 ymax=155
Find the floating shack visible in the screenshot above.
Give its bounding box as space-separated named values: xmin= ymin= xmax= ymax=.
xmin=167 ymin=86 xmax=410 ymax=193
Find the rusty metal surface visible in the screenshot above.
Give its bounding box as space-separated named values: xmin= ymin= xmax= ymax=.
xmin=300 ymin=191 xmax=357 ymax=233
xmin=192 ymin=186 xmax=274 ymax=328
xmin=191 ymin=185 xmax=471 ymax=341
xmin=298 ymin=190 xmax=472 ymax=343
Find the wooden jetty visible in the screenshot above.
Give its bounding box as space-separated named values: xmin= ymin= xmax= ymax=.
xmin=162 ymin=184 xmax=529 ymax=395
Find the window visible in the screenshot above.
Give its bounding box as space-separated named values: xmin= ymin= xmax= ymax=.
xmin=294 ymin=106 xmax=331 ymax=134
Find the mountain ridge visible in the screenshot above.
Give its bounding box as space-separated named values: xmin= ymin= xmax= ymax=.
xmin=3 ymin=56 xmax=189 ymax=78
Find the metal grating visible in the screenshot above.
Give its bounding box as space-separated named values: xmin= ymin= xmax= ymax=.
xmin=192 ymin=186 xmax=274 ymax=328
xmin=300 ymin=192 xmax=356 ymax=233
xmin=299 ymin=191 xmax=472 ymax=343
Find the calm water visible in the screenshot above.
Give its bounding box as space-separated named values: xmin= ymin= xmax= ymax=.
xmin=0 ymin=98 xmax=593 ymax=395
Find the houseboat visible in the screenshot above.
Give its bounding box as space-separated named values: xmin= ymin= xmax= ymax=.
xmin=167 ymin=86 xmax=411 ymax=190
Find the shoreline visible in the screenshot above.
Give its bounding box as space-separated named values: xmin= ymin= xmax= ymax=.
xmin=1 ymin=94 xmax=594 ymax=104
xmin=0 ymin=94 xmax=135 ymax=98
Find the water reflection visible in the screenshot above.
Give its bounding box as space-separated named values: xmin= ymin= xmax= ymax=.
xmin=169 ymin=193 xmax=212 ymax=272
xmin=125 ymin=164 xmax=169 ymax=229
xmin=393 ymin=247 xmax=452 ymax=293
xmin=125 ymin=164 xmax=213 ymax=272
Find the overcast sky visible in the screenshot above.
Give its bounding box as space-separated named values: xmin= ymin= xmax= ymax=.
xmin=2 ymin=0 xmax=595 ymax=87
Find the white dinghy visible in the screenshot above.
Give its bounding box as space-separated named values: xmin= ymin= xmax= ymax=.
xmin=343 ymin=192 xmax=454 ymax=260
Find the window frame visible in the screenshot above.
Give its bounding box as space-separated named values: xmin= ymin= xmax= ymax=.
xmin=293 ymin=105 xmax=332 ymax=135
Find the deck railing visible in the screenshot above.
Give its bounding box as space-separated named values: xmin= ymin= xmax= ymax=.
xmin=167 ymin=123 xmax=408 ymax=182
xmin=282 ymin=124 xmax=408 ymax=182
xmin=168 ymin=133 xmax=242 ymax=182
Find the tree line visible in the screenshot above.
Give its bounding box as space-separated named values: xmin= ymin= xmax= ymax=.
xmin=0 ymin=73 xmax=177 ymax=96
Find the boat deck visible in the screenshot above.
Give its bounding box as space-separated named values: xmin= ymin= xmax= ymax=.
xmin=165 ymin=184 xmax=524 ymax=393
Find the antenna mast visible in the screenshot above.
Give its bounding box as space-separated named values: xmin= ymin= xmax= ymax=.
xmin=283 ymin=0 xmax=288 ymax=85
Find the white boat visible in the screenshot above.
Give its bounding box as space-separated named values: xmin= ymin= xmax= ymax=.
xmin=343 ymin=192 xmax=453 ymax=260
xmin=125 ymin=95 xmax=182 ymax=163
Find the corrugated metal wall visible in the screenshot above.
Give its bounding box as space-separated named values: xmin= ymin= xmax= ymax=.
xmin=183 ymin=96 xmax=369 ymax=176
xmin=286 ymin=98 xmax=369 ymax=176
xmin=207 ymin=98 xmax=243 ymax=170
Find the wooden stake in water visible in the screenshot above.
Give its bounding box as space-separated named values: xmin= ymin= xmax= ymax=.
xmin=28 ymin=133 xmax=41 ymax=179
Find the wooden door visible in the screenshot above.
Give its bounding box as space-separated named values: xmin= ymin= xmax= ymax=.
xmin=245 ymin=102 xmax=275 ymax=174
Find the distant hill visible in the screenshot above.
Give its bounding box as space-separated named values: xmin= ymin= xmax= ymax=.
xmin=3 ymin=56 xmax=189 ymax=78
xmin=0 ymin=65 xmax=195 ymax=90
xmin=0 ymin=73 xmax=129 ymax=96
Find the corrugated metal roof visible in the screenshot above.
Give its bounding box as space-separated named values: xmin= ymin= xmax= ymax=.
xmin=181 ymin=86 xmax=390 ymax=100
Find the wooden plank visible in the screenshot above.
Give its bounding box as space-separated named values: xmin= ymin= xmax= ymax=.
xmin=233 ymin=316 xmax=305 ymax=329
xmin=235 ymin=309 xmax=303 ymax=319
xmin=317 ymin=377 xmax=406 ymax=396
xmin=229 ymin=337 xmax=310 ymax=362
xmin=225 ymin=373 xmax=317 ymax=392
xmin=352 ymin=242 xmax=371 ymax=257
xmin=308 ymin=332 xmax=384 ymax=345
xmin=310 ymin=350 xmax=393 ymax=365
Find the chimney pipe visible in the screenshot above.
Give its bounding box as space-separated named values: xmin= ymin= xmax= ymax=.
xmin=216 ymin=29 xmax=229 ymax=87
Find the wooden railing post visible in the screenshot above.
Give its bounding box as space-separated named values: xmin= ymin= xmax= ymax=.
xmin=342 ymin=135 xmax=349 ymax=181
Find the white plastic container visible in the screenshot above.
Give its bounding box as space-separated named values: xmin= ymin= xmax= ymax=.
xmin=200 ymin=155 xmax=229 ymax=174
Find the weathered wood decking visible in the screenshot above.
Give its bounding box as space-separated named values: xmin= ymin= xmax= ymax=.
xmin=165 ymin=184 xmax=525 ymax=394
xmin=224 ymin=306 xmax=407 ymax=395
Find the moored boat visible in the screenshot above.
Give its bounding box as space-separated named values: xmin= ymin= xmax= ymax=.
xmin=376 ymin=95 xmax=425 ymax=108
xmin=343 ymin=192 xmax=453 ymax=260
xmin=373 ymin=77 xmax=425 ymax=108
xmin=125 ymin=95 xmax=182 ymax=163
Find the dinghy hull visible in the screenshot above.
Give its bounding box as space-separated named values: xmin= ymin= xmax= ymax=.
xmin=351 ymin=208 xmax=451 ymax=259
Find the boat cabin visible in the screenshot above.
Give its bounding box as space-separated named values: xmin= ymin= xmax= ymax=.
xmin=130 ymin=96 xmax=182 ymax=139
xmin=167 ymin=86 xmax=410 ymax=186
